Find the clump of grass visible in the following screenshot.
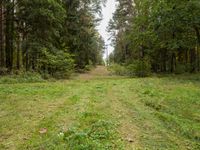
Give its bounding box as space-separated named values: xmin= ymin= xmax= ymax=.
xmin=0 ymin=72 xmax=45 ymax=84
xmin=79 ymin=111 xmax=102 ymax=125
xmin=68 ymin=95 xmax=80 ymax=104
xmin=27 ymin=120 xmax=124 ymax=150
xmin=157 ymin=112 xmax=200 ymax=143
xmin=63 ymin=120 xmax=124 ymax=150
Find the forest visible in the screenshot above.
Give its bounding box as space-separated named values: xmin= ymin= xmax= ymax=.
xmin=109 ymin=0 xmax=200 ymax=76
xmin=0 ymin=0 xmax=105 ymax=78
xmin=0 ymin=0 xmax=200 ymax=150
xmin=1 ymin=0 xmax=200 ymax=78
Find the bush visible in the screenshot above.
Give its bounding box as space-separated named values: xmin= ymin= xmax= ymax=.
xmin=126 ymin=64 xmax=136 ymax=77
xmin=40 ymin=48 xmax=74 ymax=79
xmin=108 ymin=64 xmax=127 ymax=76
xmin=175 ymin=64 xmax=185 ymax=74
xmin=109 ymin=58 xmax=151 ymax=77
xmin=174 ymin=63 xmax=189 ymax=74
xmin=133 ymin=59 xmax=151 ymax=77
xmin=84 ymin=60 xmax=94 ymax=72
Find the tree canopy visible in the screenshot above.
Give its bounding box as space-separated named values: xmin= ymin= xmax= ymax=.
xmin=0 ymin=0 xmax=106 ymax=77
xmin=109 ymin=0 xmax=200 ymax=75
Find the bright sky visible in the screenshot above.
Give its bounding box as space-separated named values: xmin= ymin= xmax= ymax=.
xmin=97 ymin=0 xmax=116 ymax=59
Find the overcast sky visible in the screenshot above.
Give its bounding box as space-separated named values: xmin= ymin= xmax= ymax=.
xmin=97 ymin=0 xmax=116 ymax=59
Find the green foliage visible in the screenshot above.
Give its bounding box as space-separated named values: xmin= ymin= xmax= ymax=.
xmin=40 ymin=48 xmax=74 ymax=79
xmin=109 ymin=58 xmax=151 ymax=77
xmin=132 ymin=59 xmax=151 ymax=77
xmin=0 ymin=0 xmax=105 ymax=78
xmin=108 ymin=64 xmax=127 ymax=76
xmin=174 ymin=63 xmax=188 ymax=74
xmin=84 ymin=60 xmax=95 ymax=72
xmin=0 ymin=72 xmax=45 ymax=84
xmin=109 ymin=0 xmax=200 ymax=74
xmin=63 ymin=0 xmax=105 ymax=69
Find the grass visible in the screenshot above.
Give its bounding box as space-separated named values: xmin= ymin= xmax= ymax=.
xmin=0 ymin=70 xmax=200 ymax=149
xmin=0 ymin=72 xmax=45 ymax=84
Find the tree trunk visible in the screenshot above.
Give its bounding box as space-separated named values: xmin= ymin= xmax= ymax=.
xmin=5 ymin=3 xmax=11 ymax=70
xmin=171 ymin=53 xmax=175 ymax=73
xmin=185 ymin=49 xmax=188 ymax=64
xmin=194 ymin=27 xmax=200 ymax=72
xmin=140 ymin=46 xmax=144 ymax=59
xmin=0 ymin=1 xmax=4 ymax=67
xmin=190 ymin=48 xmax=196 ymax=73
xmin=25 ymin=48 xmax=29 ymax=71
xmin=10 ymin=0 xmax=14 ymax=70
xmin=197 ymin=47 xmax=200 ymax=72
xmin=5 ymin=0 xmax=14 ymax=72
xmin=162 ymin=49 xmax=167 ymax=72
xmin=16 ymin=34 xmax=20 ymax=70
xmin=194 ymin=27 xmax=200 ymax=45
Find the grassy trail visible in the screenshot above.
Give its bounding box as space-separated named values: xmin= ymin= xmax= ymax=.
xmin=0 ymin=66 xmax=200 ymax=149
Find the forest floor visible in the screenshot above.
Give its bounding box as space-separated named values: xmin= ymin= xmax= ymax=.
xmin=0 ymin=66 xmax=200 ymax=150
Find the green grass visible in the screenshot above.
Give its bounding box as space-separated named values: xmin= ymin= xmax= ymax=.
xmin=0 ymin=72 xmax=45 ymax=84
xmin=0 ymin=74 xmax=200 ymax=149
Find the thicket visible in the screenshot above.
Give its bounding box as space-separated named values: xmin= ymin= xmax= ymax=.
xmin=109 ymin=59 xmax=151 ymax=77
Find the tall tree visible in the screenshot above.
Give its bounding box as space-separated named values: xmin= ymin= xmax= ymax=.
xmin=110 ymin=0 xmax=200 ymax=74
xmin=5 ymin=0 xmax=14 ymax=71
xmin=0 ymin=0 xmax=4 ymax=68
xmin=0 ymin=0 xmax=106 ymax=77
xmin=108 ymin=0 xmax=134 ymax=64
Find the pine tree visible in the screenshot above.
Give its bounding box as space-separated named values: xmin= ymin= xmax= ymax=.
xmin=110 ymin=0 xmax=200 ymax=74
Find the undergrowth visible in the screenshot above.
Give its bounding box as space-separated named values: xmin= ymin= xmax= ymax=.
xmin=0 ymin=72 xmax=45 ymax=84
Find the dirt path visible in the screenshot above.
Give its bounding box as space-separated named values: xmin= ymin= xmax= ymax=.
xmin=77 ymin=66 xmax=110 ymax=80
xmin=78 ymin=67 xmax=140 ymax=149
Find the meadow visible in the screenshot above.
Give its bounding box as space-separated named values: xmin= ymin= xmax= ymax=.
xmin=0 ymin=69 xmax=200 ymax=149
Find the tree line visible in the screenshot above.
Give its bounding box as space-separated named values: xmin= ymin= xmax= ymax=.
xmin=109 ymin=0 xmax=200 ymax=75
xmin=0 ymin=0 xmax=105 ymax=78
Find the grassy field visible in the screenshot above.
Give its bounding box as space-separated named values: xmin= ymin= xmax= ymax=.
xmin=0 ymin=67 xmax=200 ymax=149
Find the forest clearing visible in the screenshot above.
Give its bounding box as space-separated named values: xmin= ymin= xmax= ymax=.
xmin=0 ymin=67 xmax=200 ymax=149
xmin=1 ymin=0 xmax=200 ymax=149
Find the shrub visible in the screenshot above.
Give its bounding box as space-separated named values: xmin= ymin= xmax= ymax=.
xmin=40 ymin=48 xmax=74 ymax=79
xmin=84 ymin=61 xmax=94 ymax=72
xmin=133 ymin=59 xmax=151 ymax=77
xmin=109 ymin=58 xmax=151 ymax=77
xmin=108 ymin=64 xmax=127 ymax=76
xmin=126 ymin=64 xmax=136 ymax=77
xmin=174 ymin=63 xmax=188 ymax=74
